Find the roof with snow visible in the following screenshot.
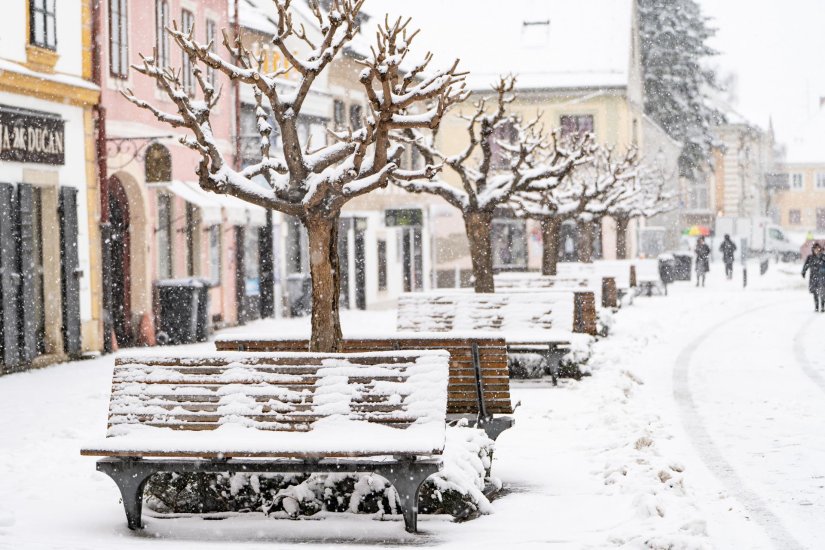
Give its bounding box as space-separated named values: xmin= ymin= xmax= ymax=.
xmin=784 ymin=108 xmax=825 ymax=165
xmin=368 ymin=0 xmax=635 ymax=91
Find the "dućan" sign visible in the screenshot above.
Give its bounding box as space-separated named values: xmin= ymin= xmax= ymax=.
xmin=0 ymin=106 xmax=65 ymax=165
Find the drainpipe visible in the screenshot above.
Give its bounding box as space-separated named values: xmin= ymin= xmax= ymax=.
xmin=92 ymin=0 xmax=113 ymax=353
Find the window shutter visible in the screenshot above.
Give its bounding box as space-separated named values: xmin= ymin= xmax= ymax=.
xmin=59 ymin=186 xmax=82 ymax=357
xmin=0 ymin=182 xmax=20 ymax=371
xmin=17 ymin=184 xmax=37 ymax=363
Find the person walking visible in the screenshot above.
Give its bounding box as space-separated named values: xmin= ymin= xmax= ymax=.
xmin=720 ymin=234 xmax=737 ymax=280
xmin=695 ymin=236 xmax=711 ymax=287
xmin=802 ymin=242 xmax=825 ymax=312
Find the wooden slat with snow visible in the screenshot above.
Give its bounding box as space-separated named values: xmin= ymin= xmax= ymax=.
xmin=213 ymin=336 xmax=515 ymax=440
xmin=81 ymin=350 xmax=450 ymax=534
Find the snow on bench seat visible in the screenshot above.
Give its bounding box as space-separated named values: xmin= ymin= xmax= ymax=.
xmin=81 ymin=350 xmax=449 ymax=459
xmin=396 ymin=289 xmax=595 ymax=336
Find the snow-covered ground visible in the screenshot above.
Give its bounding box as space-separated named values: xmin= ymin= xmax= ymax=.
xmin=1 ymin=261 xmax=823 ymax=549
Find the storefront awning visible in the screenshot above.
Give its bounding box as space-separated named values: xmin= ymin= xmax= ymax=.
xmin=212 ymin=193 xmax=268 ymax=227
xmin=164 ymin=181 xmax=223 ymax=226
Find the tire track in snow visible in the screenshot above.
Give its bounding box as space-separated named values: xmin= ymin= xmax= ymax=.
xmin=793 ymin=316 xmax=825 ymax=394
xmin=673 ymin=301 xmax=806 ymax=550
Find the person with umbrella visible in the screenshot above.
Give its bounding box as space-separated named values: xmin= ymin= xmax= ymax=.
xmin=695 ymin=236 xmax=711 ymax=287
xmin=802 ymin=242 xmax=825 ymax=312
xmin=720 ymin=234 xmax=737 ymax=280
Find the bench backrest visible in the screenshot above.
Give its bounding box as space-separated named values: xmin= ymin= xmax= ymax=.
xmin=105 ymin=351 xmax=449 ymax=455
xmin=494 ymin=274 xmax=593 ymax=290
xmin=396 ymin=289 xmax=596 ymax=335
xmin=214 ymin=337 xmax=513 ymax=416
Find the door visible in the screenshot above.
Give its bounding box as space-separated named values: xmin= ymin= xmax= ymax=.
xmin=559 ymin=220 xmax=578 ymax=262
xmin=109 ymin=177 xmax=132 ymax=347
xmin=402 ymin=226 xmax=423 ymax=292
xmin=18 ymin=184 xmax=45 ymax=362
xmin=0 ymin=182 xmax=20 ymax=370
xmin=354 ymin=218 xmax=367 ymax=310
xmin=59 ymin=186 xmax=82 ymax=357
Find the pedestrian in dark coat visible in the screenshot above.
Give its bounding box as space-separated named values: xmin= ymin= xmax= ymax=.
xmin=695 ymin=237 xmax=711 ymax=287
xmin=720 ymin=235 xmax=737 ymax=280
xmin=802 ymin=243 xmax=825 ymax=311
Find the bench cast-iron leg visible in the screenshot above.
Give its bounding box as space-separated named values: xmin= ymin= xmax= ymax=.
xmin=383 ymin=462 xmax=439 ymax=533
xmin=97 ymin=459 xmax=155 ymax=530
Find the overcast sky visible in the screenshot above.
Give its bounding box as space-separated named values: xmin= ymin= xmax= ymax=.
xmin=697 ymin=0 xmax=825 ymax=146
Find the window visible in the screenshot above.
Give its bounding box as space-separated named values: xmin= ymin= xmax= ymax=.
xmin=791 ymin=173 xmax=804 ymax=191
xmin=349 ymin=104 xmax=363 ymax=130
xmin=489 ymin=120 xmax=517 ymax=169
xmin=560 ymin=114 xmax=594 ymax=137
xmin=244 ymin=229 xmax=261 ymax=296
xmin=30 ymin=0 xmax=56 ymax=50
xmin=205 ymin=19 xmax=217 ymax=88
xmin=239 ymin=105 xmax=262 ymax=167
xmin=109 ymin=0 xmax=129 ymax=78
xmin=333 ymin=100 xmax=346 ymax=130
xmin=377 ymin=239 xmax=387 ymax=291
xmin=155 ymin=0 xmax=170 ymax=69
xmin=157 ymin=194 xmax=173 ymax=278
xmin=145 ymin=143 xmax=172 ymax=183
xmin=492 ymin=218 xmax=528 ymax=270
xmin=181 ymin=9 xmax=195 ymax=95
xmin=208 ymin=225 xmax=221 ymax=283
xmin=789 ymin=209 xmax=801 ymax=225
xmin=688 ymin=184 xmax=709 ymax=210
xmin=816 ymin=173 xmax=825 ymax=190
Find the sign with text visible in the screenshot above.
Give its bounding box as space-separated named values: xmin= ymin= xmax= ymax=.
xmin=0 ymin=106 xmax=65 ymax=165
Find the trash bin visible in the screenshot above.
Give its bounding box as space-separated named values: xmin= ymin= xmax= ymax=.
xmin=155 ymin=278 xmax=205 ymax=345
xmin=658 ymin=254 xmax=676 ymax=285
xmin=672 ymin=253 xmax=692 ymax=281
xmin=286 ymin=273 xmax=312 ymax=317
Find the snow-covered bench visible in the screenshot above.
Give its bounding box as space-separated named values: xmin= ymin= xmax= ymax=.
xmin=396 ymin=290 xmax=597 ymax=382
xmin=214 ymin=335 xmax=515 ymax=441
xmin=81 ymin=350 xmax=449 ymax=533
xmin=494 ymin=273 xmax=621 ymax=309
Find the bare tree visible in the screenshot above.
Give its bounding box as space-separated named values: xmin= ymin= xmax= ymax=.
xmin=124 ymin=0 xmax=465 ymax=351
xmin=395 ymin=76 xmax=591 ymax=293
xmin=512 ymin=145 xmax=645 ymax=272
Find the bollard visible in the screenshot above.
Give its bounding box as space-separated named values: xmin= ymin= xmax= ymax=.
xmin=602 ymin=277 xmax=618 ymax=308
xmin=629 ymin=265 xmax=637 ymax=288
xmin=573 ymin=292 xmax=598 ymax=335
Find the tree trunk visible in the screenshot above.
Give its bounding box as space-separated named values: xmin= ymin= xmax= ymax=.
xmin=615 ymin=215 xmax=630 ymax=260
xmin=577 ymin=219 xmax=594 ymax=263
xmin=464 ymin=210 xmax=495 ymax=293
xmin=540 ymin=217 xmax=561 ymax=276
xmin=306 ymin=213 xmax=343 ymax=352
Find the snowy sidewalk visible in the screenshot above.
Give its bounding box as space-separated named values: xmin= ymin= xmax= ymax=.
xmin=0 ymin=263 xmax=821 ymax=549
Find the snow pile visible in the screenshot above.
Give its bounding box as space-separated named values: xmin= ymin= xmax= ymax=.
xmin=144 ymin=425 xmax=498 ymax=520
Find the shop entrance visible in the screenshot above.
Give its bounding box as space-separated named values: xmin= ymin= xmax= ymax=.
xmin=108 ymin=176 xmax=133 ymax=346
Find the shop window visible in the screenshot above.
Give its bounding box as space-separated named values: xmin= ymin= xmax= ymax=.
xmin=489 ymin=121 xmax=517 ymax=169
xmin=180 ymin=9 xmax=195 ymax=96
xmin=560 ymin=114 xmax=594 ymax=137
xmin=145 ymin=143 xmax=172 ymax=183
xmin=377 ymin=239 xmax=387 ymax=291
xmin=789 ymin=209 xmax=801 ymax=225
xmin=109 ymin=0 xmax=129 ymax=78
xmin=157 ymin=194 xmax=173 ymax=279
xmin=492 ymin=218 xmax=527 ymax=270
xmin=30 ymin=0 xmax=57 ymax=50
xmin=155 ymin=0 xmax=170 ymax=69
xmin=244 ymin=228 xmax=261 ymax=296
xmin=209 ymin=225 xmax=221 ymax=283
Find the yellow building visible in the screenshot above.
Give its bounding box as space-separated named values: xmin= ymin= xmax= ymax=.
xmin=0 ymin=0 xmax=102 ymax=373
xmin=775 ymin=106 xmax=825 ymax=234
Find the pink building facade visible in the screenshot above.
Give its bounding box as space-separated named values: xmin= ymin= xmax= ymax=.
xmin=99 ymin=0 xmax=265 ymax=348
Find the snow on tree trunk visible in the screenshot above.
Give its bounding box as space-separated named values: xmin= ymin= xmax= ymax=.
xmin=465 ymin=210 xmax=496 ymax=293
xmin=306 ymin=214 xmax=343 ymax=352
xmin=577 ymin=220 xmax=595 ymax=264
xmin=615 ymin=215 xmax=629 ymax=260
xmin=541 ymin=217 xmax=561 ymax=276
